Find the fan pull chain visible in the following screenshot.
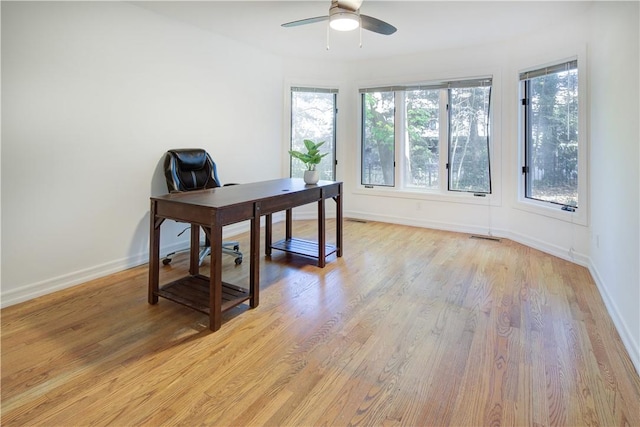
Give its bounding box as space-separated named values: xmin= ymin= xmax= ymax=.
xmin=326 ymin=24 xmax=330 ymax=50
xmin=359 ymin=20 xmax=363 ymax=48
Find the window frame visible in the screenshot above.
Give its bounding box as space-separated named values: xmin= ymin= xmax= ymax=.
xmin=522 ymin=60 xmax=578 ymax=207
xmin=287 ymin=85 xmax=338 ymax=181
xmin=516 ymin=53 xmax=588 ymax=226
xmin=361 ymin=90 xmax=396 ymax=187
xmin=357 ymin=76 xmax=496 ymax=202
xmin=446 ymin=83 xmax=493 ymax=195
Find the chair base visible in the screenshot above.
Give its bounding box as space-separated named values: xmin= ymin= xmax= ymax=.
xmin=162 ymin=241 xmax=243 ymax=266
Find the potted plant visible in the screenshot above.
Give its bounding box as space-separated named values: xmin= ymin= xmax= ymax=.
xmin=289 ymin=139 xmax=329 ymax=184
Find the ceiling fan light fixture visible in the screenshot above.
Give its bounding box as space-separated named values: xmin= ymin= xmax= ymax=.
xmin=329 ymin=11 xmax=360 ymax=31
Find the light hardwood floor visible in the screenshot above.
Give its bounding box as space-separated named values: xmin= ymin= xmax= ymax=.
xmin=2 ymin=220 xmax=639 ymax=426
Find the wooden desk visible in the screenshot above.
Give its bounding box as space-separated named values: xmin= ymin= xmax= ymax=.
xmin=148 ymin=178 xmax=342 ymax=331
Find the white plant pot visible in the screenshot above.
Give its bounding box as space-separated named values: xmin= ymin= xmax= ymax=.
xmin=303 ymin=170 xmax=319 ymax=185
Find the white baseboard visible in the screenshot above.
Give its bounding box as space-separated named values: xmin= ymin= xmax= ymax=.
xmin=502 ymin=229 xmax=590 ymax=267
xmin=588 ymin=263 xmax=640 ymax=375
xmin=345 ymin=209 xmax=590 ymax=266
xmin=1 ymin=248 xmax=156 ymax=308
xmin=335 ymin=209 xmax=486 ymax=235
xmin=0 ymin=219 xmax=257 ymax=309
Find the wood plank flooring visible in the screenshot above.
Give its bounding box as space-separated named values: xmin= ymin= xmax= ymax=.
xmin=2 ymin=220 xmax=639 ymax=426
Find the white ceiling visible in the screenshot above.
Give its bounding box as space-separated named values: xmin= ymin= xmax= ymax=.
xmin=133 ymin=1 xmax=593 ymax=61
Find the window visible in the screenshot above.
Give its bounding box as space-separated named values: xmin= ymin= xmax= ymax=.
xmin=290 ymin=87 xmax=337 ymax=181
xmin=520 ymin=60 xmax=578 ymax=209
xmin=406 ymin=89 xmax=440 ymax=189
xmin=360 ymin=78 xmax=492 ymax=194
xmin=448 ymin=84 xmax=492 ymax=193
xmin=362 ymin=91 xmax=395 ymax=186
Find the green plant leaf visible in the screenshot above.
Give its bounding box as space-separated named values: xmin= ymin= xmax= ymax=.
xmin=290 ymin=140 xmax=328 ymax=170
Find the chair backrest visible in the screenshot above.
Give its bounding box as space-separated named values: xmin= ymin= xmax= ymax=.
xmin=164 ymin=148 xmax=221 ymax=193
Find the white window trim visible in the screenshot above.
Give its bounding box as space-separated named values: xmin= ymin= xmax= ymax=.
xmin=355 ymin=70 xmax=502 ymax=208
xmin=352 ymin=185 xmax=500 ymax=207
xmin=283 ymin=78 xmax=341 ymax=181
xmin=515 ymin=48 xmax=588 ymax=226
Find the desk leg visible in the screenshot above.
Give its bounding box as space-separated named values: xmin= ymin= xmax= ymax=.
xmin=285 ymin=209 xmax=292 ymax=240
xmin=265 ymin=213 xmax=272 ymax=256
xmin=209 ymin=222 xmax=223 ymax=331
xmin=148 ymin=201 xmax=163 ymax=304
xmin=318 ymin=197 xmax=326 ymax=268
xmin=250 ymin=203 xmax=261 ymax=308
xmin=336 ymin=183 xmax=343 ymax=257
xmin=189 ymin=225 xmax=199 ymax=276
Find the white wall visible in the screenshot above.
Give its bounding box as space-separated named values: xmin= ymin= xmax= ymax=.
xmin=587 ymin=2 xmax=639 ymax=371
xmin=1 ymin=2 xmax=284 ymax=305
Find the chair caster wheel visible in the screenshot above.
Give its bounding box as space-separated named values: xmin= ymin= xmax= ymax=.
xmin=162 ymin=258 xmax=171 ymax=266
xmin=234 ymin=245 xmax=240 ymax=251
xmin=235 ymin=257 xmax=243 ymax=265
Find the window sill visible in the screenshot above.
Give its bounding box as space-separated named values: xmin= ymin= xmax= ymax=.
xmin=353 ymin=186 xmax=501 ymax=207
xmin=514 ymin=198 xmax=587 ymax=226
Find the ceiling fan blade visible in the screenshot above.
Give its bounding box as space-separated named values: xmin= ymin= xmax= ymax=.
xmin=360 ymin=14 xmax=397 ymax=35
xmin=281 ymin=16 xmax=329 ymax=28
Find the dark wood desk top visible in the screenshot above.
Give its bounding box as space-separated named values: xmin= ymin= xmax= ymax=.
xmin=152 ymin=178 xmax=340 ymax=207
xmin=152 ymin=178 xmax=342 ymax=226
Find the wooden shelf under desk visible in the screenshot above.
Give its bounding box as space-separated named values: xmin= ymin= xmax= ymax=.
xmin=156 ymin=274 xmax=250 ymax=315
xmin=271 ymin=238 xmax=337 ymax=260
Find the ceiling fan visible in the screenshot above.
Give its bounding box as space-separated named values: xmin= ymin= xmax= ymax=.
xmin=281 ymin=0 xmax=397 ymax=36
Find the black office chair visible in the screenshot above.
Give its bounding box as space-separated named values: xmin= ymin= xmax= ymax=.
xmin=162 ymin=148 xmax=243 ymax=266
